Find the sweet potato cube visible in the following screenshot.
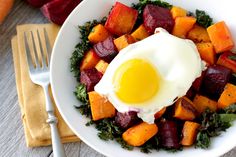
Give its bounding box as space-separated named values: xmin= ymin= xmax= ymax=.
xmin=207 ymin=21 xmax=234 ymax=53
xmin=196 ymin=42 xmax=216 ymax=65
xmin=181 ymin=121 xmax=200 ymax=146
xmin=143 ymin=5 xmax=174 ymax=34
xmin=170 ymin=6 xmax=187 ymax=19
xmin=217 ymin=52 xmax=236 ymax=73
xmin=172 ymin=16 xmax=196 ymax=38
xmin=80 ymin=68 xmax=102 ymax=92
xmin=93 ymin=36 xmax=118 ymax=63
xmin=88 ymin=24 xmax=110 ymax=43
xmin=88 ymin=91 xmax=116 ymax=121
xmin=218 ymin=83 xmax=236 ymax=109
xmin=187 ymin=25 xmax=210 ymax=43
xmin=122 ymin=122 xmax=158 ymax=146
xmin=154 ymin=107 xmax=166 ymax=119
xmin=80 ymin=49 xmax=100 ymax=70
xmin=114 ymin=34 xmax=136 ymax=51
xmin=105 ymin=2 xmax=138 ymax=36
xmin=95 ymin=60 xmax=109 ymax=74
xmin=193 ymin=94 xmax=217 ymax=113
xmin=131 ymin=24 xmax=149 ymax=41
xmin=173 ymin=97 xmax=197 ymax=120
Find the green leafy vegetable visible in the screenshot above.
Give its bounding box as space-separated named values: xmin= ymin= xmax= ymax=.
xmin=195 ymin=9 xmax=213 ymax=28
xmin=223 ymin=104 xmax=236 ymax=113
xmin=228 ymin=55 xmax=236 ymax=61
xmin=70 ymin=17 xmax=107 ymax=80
xmin=195 ymin=132 xmax=210 ymax=149
xmin=219 ymin=114 xmax=236 ymax=123
xmin=140 ymin=135 xmax=159 ymax=153
xmin=75 ymin=83 xmax=88 ymax=103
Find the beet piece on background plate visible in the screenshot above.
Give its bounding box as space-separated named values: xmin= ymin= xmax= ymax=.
xmin=115 ymin=111 xmax=141 ymax=129
xmin=143 ymin=4 xmax=174 ymax=34
xmin=201 ymin=65 xmax=232 ymax=99
xmin=93 ymin=36 xmax=118 ymax=63
xmin=27 ymin=0 xmax=51 ymax=8
xmin=80 ymin=68 xmax=102 ymax=92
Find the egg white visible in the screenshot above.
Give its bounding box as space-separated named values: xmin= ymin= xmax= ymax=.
xmin=94 ymin=28 xmax=204 ymax=124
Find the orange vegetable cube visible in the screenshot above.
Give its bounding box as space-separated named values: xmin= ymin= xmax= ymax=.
xmin=173 ymin=97 xmax=197 ymax=120
xmin=122 ymin=122 xmax=158 ymax=146
xmin=207 ymin=21 xmax=234 ymax=53
xmin=80 ymin=49 xmax=100 ymax=70
xmin=172 ymin=16 xmax=196 ymax=38
xmin=187 ymin=25 xmax=210 ymax=43
xmin=105 ymin=2 xmax=138 ymax=36
xmin=114 ymin=34 xmax=136 ymax=51
xmin=88 ymin=91 xmax=116 ymax=121
xmin=218 ymin=83 xmax=236 ymax=109
xmin=131 ymin=24 xmax=149 ymax=41
xmin=217 ymin=52 xmax=236 ymax=73
xmin=181 ymin=121 xmax=200 ymax=146
xmin=196 ymin=42 xmax=216 ymax=65
xmin=154 ymin=107 xmax=166 ymax=119
xmin=95 ymin=60 xmax=109 ymax=74
xmin=193 ymin=94 xmax=217 ymax=113
xmin=170 ymin=6 xmax=187 ymax=19
xmin=88 ymin=24 xmax=110 ymax=43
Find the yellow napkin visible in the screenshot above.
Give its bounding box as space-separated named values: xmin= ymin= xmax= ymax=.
xmin=11 ymin=24 xmax=79 ymax=147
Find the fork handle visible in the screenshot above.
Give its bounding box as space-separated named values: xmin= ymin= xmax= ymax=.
xmin=43 ymin=84 xmax=67 ymax=157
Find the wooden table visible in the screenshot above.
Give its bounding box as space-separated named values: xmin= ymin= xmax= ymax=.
xmin=0 ymin=0 xmax=235 ymax=157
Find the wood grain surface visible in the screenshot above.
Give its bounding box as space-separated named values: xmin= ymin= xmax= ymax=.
xmin=0 ymin=0 xmax=235 ymax=157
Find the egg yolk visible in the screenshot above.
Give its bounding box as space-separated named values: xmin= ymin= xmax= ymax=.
xmin=113 ymin=59 xmax=160 ymax=104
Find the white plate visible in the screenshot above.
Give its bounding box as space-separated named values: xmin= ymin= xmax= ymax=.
xmin=50 ymin=0 xmax=236 ymax=156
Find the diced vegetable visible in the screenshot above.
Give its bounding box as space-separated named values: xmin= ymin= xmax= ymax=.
xmin=95 ymin=60 xmax=109 ymax=74
xmin=192 ymin=74 xmax=205 ymax=92
xmin=207 ymin=21 xmax=234 ymax=53
xmin=88 ymin=91 xmax=116 ymax=121
xmin=80 ymin=68 xmax=102 ymax=92
xmin=217 ymin=52 xmax=236 ymax=73
xmin=105 ymin=2 xmax=138 ymax=36
xmin=143 ymin=4 xmax=174 ymax=34
xmin=196 ymin=42 xmax=215 ymax=65
xmin=195 ymin=10 xmax=212 ymax=28
xmin=122 ymin=122 xmax=158 ymax=146
xmin=131 ymin=24 xmax=149 ymax=41
xmin=170 ymin=6 xmax=187 ymax=19
xmin=115 ymin=111 xmax=140 ymax=129
xmin=193 ymin=94 xmax=217 ymax=114
xmin=173 ymin=97 xmax=197 ymax=120
xmin=93 ymin=36 xmax=118 ymax=63
xmin=218 ymin=83 xmax=236 ymax=109
xmin=172 ymin=16 xmax=196 ymax=38
xmin=80 ymin=49 xmax=100 ymax=70
xmin=88 ymin=24 xmax=110 ymax=44
xmin=154 ymin=107 xmax=166 ymax=119
xmin=201 ymin=65 xmax=232 ymax=99
xmin=181 ymin=121 xmax=200 ymax=146
xmin=187 ymin=25 xmax=210 ymax=43
xmin=114 ymin=34 xmax=136 ymax=51
xmin=159 ymin=120 xmax=180 ymax=149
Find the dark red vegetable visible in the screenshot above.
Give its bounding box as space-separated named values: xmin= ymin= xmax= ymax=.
xmin=41 ymin=0 xmax=81 ymax=25
xmin=27 ymin=0 xmax=51 ymax=8
xmin=143 ymin=4 xmax=174 ymax=34
xmin=159 ymin=120 xmax=181 ymax=149
xmin=201 ymin=65 xmax=232 ymax=99
xmin=80 ymin=68 xmax=102 ymax=92
xmin=93 ymin=36 xmax=118 ymax=63
xmin=115 ymin=111 xmax=141 ymax=129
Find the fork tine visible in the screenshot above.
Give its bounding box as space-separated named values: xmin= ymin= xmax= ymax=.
xmin=24 ymin=32 xmax=35 ymax=70
xmin=31 ymin=31 xmax=40 ymax=68
xmin=43 ymin=28 xmax=52 ymax=64
xmin=36 ymin=29 xmax=47 ymax=68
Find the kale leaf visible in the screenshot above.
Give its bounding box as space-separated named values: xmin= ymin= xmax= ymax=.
xmin=140 ymin=135 xmax=159 ymax=153
xmin=195 ymin=10 xmax=213 ymax=28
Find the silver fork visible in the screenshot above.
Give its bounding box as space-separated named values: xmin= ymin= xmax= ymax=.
xmin=24 ymin=29 xmax=66 ymax=157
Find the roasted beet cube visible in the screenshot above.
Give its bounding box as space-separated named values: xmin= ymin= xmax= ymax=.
xmin=93 ymin=36 xmax=118 ymax=63
xmin=143 ymin=5 xmax=174 ymax=34
xmin=105 ymin=2 xmax=138 ymax=36
xmin=80 ymin=68 xmax=102 ymax=92
xmin=27 ymin=0 xmax=51 ymax=8
xmin=159 ymin=120 xmax=181 ymax=149
xmin=201 ymin=65 xmax=232 ymax=99
xmin=115 ymin=111 xmax=140 ymax=129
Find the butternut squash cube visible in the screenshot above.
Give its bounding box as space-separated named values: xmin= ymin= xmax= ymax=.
xmin=181 ymin=121 xmax=200 ymax=146
xmin=171 ymin=6 xmax=187 ymax=19
xmin=196 ymin=42 xmax=216 ymax=65
xmin=187 ymin=25 xmax=210 ymax=43
xmin=193 ymin=94 xmax=217 ymax=113
xmin=114 ymin=34 xmax=136 ymax=51
xmin=218 ymin=83 xmax=236 ymax=109
xmin=95 ymin=60 xmax=109 ymax=74
xmin=88 ymin=24 xmax=110 ymax=44
xmin=131 ymin=24 xmax=149 ymax=41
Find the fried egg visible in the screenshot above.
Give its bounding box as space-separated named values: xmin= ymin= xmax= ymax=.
xmin=94 ymin=28 xmax=204 ymax=124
